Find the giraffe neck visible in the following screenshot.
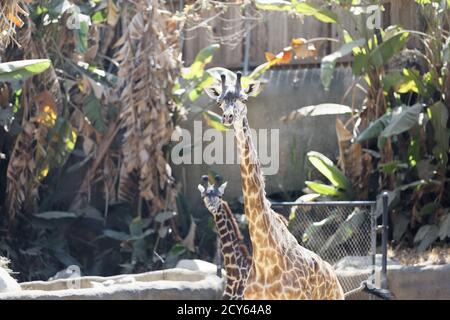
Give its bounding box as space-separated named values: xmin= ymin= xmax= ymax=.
xmin=213 ymin=200 xmax=250 ymax=299
xmin=233 ymin=116 xmax=276 ymax=254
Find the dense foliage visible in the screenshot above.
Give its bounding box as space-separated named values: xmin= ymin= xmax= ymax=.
xmin=259 ymin=0 xmax=450 ymax=251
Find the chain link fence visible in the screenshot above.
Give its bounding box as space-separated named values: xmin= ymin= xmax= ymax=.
xmin=272 ymin=200 xmax=383 ymax=298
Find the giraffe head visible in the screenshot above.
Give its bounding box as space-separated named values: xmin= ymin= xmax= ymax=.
xmin=204 ymin=72 xmax=260 ymax=126
xmin=198 ymin=174 xmax=228 ymax=215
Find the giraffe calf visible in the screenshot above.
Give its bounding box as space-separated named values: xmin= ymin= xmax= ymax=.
xmin=198 ymin=174 xmax=251 ymax=300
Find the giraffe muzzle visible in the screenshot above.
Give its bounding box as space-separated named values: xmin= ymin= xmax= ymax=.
xmin=222 ymin=113 xmax=234 ymax=125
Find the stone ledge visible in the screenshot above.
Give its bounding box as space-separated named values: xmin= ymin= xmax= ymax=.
xmin=0 ymin=268 xmax=225 ymax=300
xmin=386 ymin=264 xmax=450 ymax=300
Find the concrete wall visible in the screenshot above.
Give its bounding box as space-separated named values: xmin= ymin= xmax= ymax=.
xmin=172 ymin=66 xmax=364 ymax=209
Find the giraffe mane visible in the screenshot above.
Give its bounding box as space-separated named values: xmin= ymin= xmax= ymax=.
xmin=222 ymin=200 xmax=252 ymax=264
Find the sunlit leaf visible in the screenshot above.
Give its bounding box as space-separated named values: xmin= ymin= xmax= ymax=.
xmin=281 ymin=103 xmax=352 ymax=122
xmin=0 ymin=59 xmax=51 ymax=82
xmin=307 ymin=151 xmax=352 ymax=191
xmin=294 ymin=2 xmax=338 ymax=23
xmin=369 ymin=31 xmax=409 ymax=67
xmin=321 ymin=39 xmax=365 ymax=90
xmin=203 ymin=110 xmax=229 ymax=132
xmin=255 ymin=0 xmax=293 ymax=11
xmin=91 ymin=10 xmax=107 ymax=24
xmin=305 ymin=181 xmax=344 ymax=197
xmin=183 ymin=44 xmax=220 ymax=80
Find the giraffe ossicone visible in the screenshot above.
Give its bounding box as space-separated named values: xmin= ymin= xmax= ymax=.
xmin=203 ymin=72 xmax=345 ymax=300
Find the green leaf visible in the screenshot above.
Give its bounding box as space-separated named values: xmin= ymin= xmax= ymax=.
xmin=382 ymin=71 xmax=406 ymax=91
xmin=34 ymin=211 xmax=78 ymax=219
xmin=0 ymin=59 xmax=51 ymax=82
xmin=183 ymin=44 xmax=220 ymax=80
xmin=417 ymin=202 xmax=440 ymax=219
xmin=155 ymin=211 xmax=177 ymax=223
xmin=321 ymin=39 xmax=365 ymax=90
xmin=352 ymin=52 xmax=369 ymax=76
xmin=369 ymin=31 xmax=409 ymax=67
xmin=380 ymin=104 xmax=423 ymax=137
xmin=442 ymin=36 xmax=450 ymax=64
xmin=103 ymin=229 xmax=131 ymax=241
xmin=294 ymin=3 xmax=338 ymax=23
xmin=302 ymin=214 xmax=340 ymax=244
xmin=429 ymin=102 xmax=450 ymax=167
xmin=168 ymin=243 xmax=187 ymax=257
xmin=319 ymin=208 xmax=366 ymax=255
xmin=74 ymin=17 xmax=91 ymax=54
xmin=392 ymin=212 xmax=409 ymax=241
xmin=247 ymin=62 xmax=271 ymax=82
xmin=307 ymin=151 xmax=352 ymax=191
xmin=188 ymin=75 xmax=214 ymax=102
xmin=305 ymin=181 xmax=344 ymax=197
xmin=288 ymin=103 xmax=352 ymax=119
xmin=438 ymin=212 xmax=450 ymax=241
xmin=83 ymin=92 xmax=107 ymax=132
xmin=255 ymin=0 xmax=293 ymax=11
xmin=379 ymin=161 xmax=408 ymax=174
xmin=203 ymin=110 xmax=229 ymax=132
xmin=357 ymin=112 xmax=392 ymax=142
xmin=91 ymin=10 xmax=107 ymax=24
xmin=414 ymin=225 xmax=439 ymax=252
xmin=383 ymin=69 xmax=422 ymax=94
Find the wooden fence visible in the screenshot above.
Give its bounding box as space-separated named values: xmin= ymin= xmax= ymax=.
xmin=181 ymin=0 xmax=422 ymax=69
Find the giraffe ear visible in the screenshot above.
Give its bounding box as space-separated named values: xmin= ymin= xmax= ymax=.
xmin=204 ymin=85 xmax=222 ymax=100
xmin=217 ymin=182 xmax=228 ymax=196
xmin=244 ymin=81 xmax=261 ymax=97
xmin=198 ymin=184 xmax=205 ymax=195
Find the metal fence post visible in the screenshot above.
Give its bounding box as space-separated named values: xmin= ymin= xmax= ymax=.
xmin=381 ymin=192 xmax=389 ymax=290
xmin=370 ymin=203 xmax=377 ymax=285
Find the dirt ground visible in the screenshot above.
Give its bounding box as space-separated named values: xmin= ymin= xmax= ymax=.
xmin=388 ymin=246 xmax=450 ymax=266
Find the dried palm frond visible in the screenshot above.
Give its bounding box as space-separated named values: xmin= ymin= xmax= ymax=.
xmin=335 ymin=118 xmax=371 ymax=199
xmin=6 ymin=14 xmax=64 ymax=219
xmin=115 ymin=0 xmax=183 ymax=215
xmin=0 ymin=0 xmax=28 ymax=51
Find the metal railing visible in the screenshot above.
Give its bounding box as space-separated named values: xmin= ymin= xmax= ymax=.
xmin=271 ymin=193 xmax=390 ymax=298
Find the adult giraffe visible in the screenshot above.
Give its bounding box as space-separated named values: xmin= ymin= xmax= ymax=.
xmin=204 ymin=72 xmax=345 ymax=300
xmin=198 ymin=174 xmax=289 ymax=299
